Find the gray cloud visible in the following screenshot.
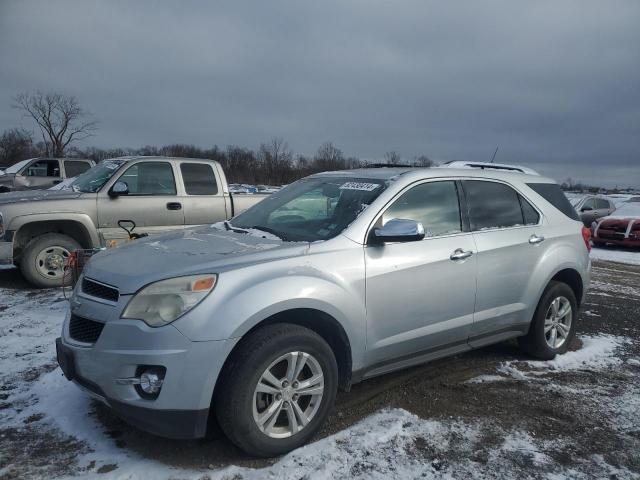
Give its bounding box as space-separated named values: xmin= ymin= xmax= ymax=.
xmin=1 ymin=0 xmax=639 ymax=187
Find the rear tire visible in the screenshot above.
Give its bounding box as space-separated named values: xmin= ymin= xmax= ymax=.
xmin=20 ymin=233 xmax=80 ymax=288
xmin=518 ymin=281 xmax=578 ymax=360
xmin=215 ymin=323 xmax=338 ymax=457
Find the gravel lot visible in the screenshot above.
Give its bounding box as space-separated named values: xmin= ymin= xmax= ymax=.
xmin=1 ymin=258 xmax=639 ymax=479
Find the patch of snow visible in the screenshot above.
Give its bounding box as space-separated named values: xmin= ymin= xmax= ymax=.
xmin=518 ymin=334 xmax=628 ymax=372
xmin=590 ymin=247 xmax=640 ymax=266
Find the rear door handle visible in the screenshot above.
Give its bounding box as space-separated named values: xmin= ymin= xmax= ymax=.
xmin=529 ymin=234 xmax=545 ymax=244
xmin=450 ymin=248 xmax=473 ymax=261
xmin=166 ymin=202 xmax=182 ymax=210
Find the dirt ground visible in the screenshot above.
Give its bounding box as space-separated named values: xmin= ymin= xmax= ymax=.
xmin=1 ymin=260 xmax=639 ymax=479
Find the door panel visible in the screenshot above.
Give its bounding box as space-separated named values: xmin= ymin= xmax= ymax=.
xmin=364 ymin=180 xmax=477 ymax=367
xmin=97 ymin=161 xmax=184 ymax=244
xmin=365 ymin=235 xmax=477 ymax=365
xmin=178 ymin=162 xmax=228 ymax=225
xmin=470 ymin=227 xmax=546 ymax=340
xmin=20 ymin=159 xmax=61 ymax=189
xmin=461 ymin=179 xmax=546 ymax=342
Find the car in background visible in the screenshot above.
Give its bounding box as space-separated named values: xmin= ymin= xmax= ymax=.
xmin=592 ymin=197 xmax=640 ymax=248
xmin=0 ymin=157 xmax=94 ymax=192
xmin=256 ymin=184 xmax=281 ymax=193
xmin=0 ymin=156 xmax=268 ymax=287
xmin=572 ymin=195 xmax=616 ymax=227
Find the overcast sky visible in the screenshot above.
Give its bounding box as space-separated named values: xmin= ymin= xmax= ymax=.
xmin=1 ymin=0 xmax=639 ymax=187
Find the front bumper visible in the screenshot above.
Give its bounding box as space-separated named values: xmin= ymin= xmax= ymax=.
xmin=57 ymin=308 xmax=237 ymax=439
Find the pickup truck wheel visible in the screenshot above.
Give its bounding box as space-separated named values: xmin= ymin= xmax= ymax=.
xmin=518 ymin=281 xmax=577 ymax=360
xmin=20 ymin=233 xmax=80 ymax=288
xmin=216 ymin=323 xmax=338 ymax=457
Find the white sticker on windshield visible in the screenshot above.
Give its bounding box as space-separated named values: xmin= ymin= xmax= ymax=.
xmin=103 ymin=161 xmax=121 ymax=170
xmin=339 ymin=182 xmax=380 ymax=192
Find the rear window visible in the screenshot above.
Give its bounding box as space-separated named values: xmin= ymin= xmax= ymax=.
xmin=180 ymin=163 xmax=218 ymax=195
xmin=526 ymin=183 xmax=580 ymax=221
xmin=463 ymin=180 xmax=526 ymax=230
xmin=64 ymin=160 xmax=91 ymax=177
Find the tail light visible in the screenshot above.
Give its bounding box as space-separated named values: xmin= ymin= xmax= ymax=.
xmin=581 ymin=226 xmax=592 ymax=252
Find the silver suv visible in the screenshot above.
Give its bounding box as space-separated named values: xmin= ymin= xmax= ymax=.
xmin=56 ymin=163 xmax=591 ymax=457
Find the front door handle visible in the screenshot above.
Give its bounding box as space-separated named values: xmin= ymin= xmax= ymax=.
xmin=166 ymin=202 xmax=182 ymax=210
xmin=450 ymin=248 xmax=473 ymax=261
xmin=529 ymin=234 xmax=545 ymax=244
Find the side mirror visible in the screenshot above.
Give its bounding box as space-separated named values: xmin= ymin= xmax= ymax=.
xmin=109 ymin=181 xmax=129 ymax=198
xmin=581 ymin=206 xmax=593 ymax=212
xmin=371 ymin=218 xmax=425 ymax=244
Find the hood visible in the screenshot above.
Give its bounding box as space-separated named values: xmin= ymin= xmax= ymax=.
xmin=83 ymin=226 xmax=309 ymax=294
xmin=0 ymin=189 xmax=84 ymax=205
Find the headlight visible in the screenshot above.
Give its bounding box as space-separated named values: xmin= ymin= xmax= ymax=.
xmin=122 ymin=274 xmax=217 ymax=327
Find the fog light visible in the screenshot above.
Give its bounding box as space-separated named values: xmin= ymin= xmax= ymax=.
xmin=115 ymin=366 xmax=166 ymax=399
xmin=140 ymin=370 xmax=163 ymax=394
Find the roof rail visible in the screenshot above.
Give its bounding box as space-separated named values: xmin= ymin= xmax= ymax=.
xmin=366 ymin=163 xmax=414 ymax=168
xmin=438 ymin=161 xmax=539 ymax=175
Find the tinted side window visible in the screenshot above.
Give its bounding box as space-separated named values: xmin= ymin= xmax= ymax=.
xmin=520 ymin=195 xmax=540 ymax=225
xmin=64 ymin=161 xmax=91 ymax=177
xmin=383 ymin=181 xmax=461 ymax=237
xmin=595 ymin=198 xmax=610 ymax=210
xmin=463 ymin=180 xmax=524 ymax=230
xmin=119 ymin=162 xmax=176 ymax=195
xmin=180 ymin=163 xmax=218 ymax=195
xmin=526 ymin=183 xmax=580 ymax=221
xmin=582 ymin=198 xmax=596 ymax=210
xmin=24 ymin=159 xmax=60 ymax=177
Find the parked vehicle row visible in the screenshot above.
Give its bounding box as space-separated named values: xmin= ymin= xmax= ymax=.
xmin=0 ymin=157 xmax=94 ymax=192
xmin=55 ymin=162 xmax=591 ymax=457
xmin=591 ymin=197 xmax=640 ymax=248
xmin=0 ymin=156 xmax=267 ymax=287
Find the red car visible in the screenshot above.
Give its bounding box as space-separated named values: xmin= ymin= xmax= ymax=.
xmin=592 ymin=198 xmax=640 ymax=248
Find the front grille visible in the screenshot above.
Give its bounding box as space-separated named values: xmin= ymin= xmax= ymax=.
xmin=69 ymin=314 xmax=105 ymax=344
xmin=82 ymin=278 xmax=119 ymax=302
xmin=598 ymin=230 xmax=625 ymax=240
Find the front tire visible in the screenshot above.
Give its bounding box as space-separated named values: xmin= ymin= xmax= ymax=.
xmin=215 ymin=323 xmax=338 ymax=457
xmin=20 ymin=233 xmax=80 ymax=288
xmin=518 ymin=281 xmax=578 ymax=360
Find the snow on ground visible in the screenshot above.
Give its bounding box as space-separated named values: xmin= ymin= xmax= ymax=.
xmin=591 ymin=247 xmax=640 ymax=265
xmin=495 ymin=334 xmax=629 ymax=380
xmin=1 ymin=280 xmax=639 ymax=480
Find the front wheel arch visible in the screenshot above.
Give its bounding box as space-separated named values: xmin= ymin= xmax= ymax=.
xmin=214 ymin=308 xmax=352 ymax=402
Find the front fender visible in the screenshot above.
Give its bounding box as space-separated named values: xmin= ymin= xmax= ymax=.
xmin=8 ymin=213 xmax=100 ymax=247
xmin=173 ymin=273 xmax=367 ymax=370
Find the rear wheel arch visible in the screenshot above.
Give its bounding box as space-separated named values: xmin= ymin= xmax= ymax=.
xmin=549 ymin=268 xmax=584 ymax=306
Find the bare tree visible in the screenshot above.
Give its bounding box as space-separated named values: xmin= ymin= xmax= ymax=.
xmin=13 ymin=92 xmax=97 ymax=158
xmin=258 ymin=137 xmax=293 ymax=184
xmin=314 ymin=141 xmax=345 ymax=170
xmin=0 ymin=128 xmax=37 ymax=166
xmin=384 ymin=151 xmax=401 ymax=165
xmin=413 ymin=155 xmax=435 ymax=167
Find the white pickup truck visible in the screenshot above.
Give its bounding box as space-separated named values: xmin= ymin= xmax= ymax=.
xmin=0 ymin=156 xmax=267 ymax=287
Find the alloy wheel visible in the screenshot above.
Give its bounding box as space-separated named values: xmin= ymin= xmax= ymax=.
xmin=252 ymin=351 xmax=324 ymax=439
xmin=544 ymin=296 xmax=572 ymax=349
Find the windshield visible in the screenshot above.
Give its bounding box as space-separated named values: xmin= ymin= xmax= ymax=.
xmin=232 ymin=176 xmax=387 ymax=242
xmin=5 ymin=158 xmax=33 ymax=174
xmin=69 ymin=159 xmax=126 ymax=193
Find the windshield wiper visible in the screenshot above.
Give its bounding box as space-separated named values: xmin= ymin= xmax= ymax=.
xmin=224 ymin=220 xmax=250 ymax=234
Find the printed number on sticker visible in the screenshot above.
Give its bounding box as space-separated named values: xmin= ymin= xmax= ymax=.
xmin=339 ymin=182 xmax=380 ymax=191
